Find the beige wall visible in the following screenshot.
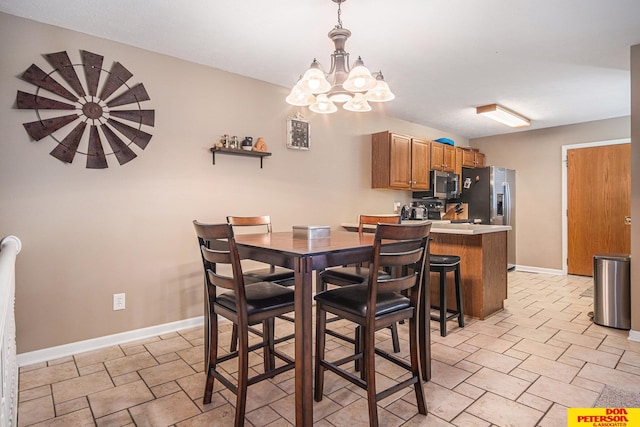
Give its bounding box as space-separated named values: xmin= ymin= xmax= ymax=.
xmin=0 ymin=13 xmax=468 ymax=353
xmin=471 ymin=116 xmax=631 ymax=271
xmin=631 ymin=44 xmax=639 ymax=332
xmin=3 ymin=12 xmax=636 ymax=353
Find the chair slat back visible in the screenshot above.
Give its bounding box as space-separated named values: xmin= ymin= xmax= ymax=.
xmin=193 ymin=221 xmax=246 ymax=295
xmin=358 ymin=214 xmax=401 ymax=234
xmin=202 ymin=247 xmax=239 ymax=291
xmin=227 ymin=215 xmax=272 ymax=233
xmin=368 ymin=222 xmax=431 ymax=305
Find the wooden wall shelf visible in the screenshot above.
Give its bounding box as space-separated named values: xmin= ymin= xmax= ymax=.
xmin=210 ymin=147 xmax=272 ymax=168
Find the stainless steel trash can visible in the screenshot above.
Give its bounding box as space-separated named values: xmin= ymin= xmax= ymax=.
xmin=593 ymin=254 xmax=631 ymax=330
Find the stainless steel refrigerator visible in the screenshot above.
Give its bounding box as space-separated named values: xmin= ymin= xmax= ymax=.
xmin=461 ymin=166 xmax=516 ymax=270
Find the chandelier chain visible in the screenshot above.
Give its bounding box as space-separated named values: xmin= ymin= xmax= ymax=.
xmin=336 ymin=1 xmax=343 ymax=29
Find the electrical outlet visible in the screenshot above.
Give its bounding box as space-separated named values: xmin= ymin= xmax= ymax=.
xmin=113 ymin=293 xmax=126 ymax=311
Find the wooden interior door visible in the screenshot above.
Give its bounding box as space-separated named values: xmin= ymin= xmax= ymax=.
xmin=567 ymin=143 xmax=631 ymax=276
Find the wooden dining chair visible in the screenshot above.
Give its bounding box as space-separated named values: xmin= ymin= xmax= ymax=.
xmin=193 ymin=221 xmax=295 ymax=427
xmin=226 ymin=215 xmax=296 ymax=352
xmin=317 ymin=214 xmax=403 ymax=354
xmin=314 ymin=222 xmax=431 ymax=426
xmin=227 ymin=215 xmax=295 ymax=286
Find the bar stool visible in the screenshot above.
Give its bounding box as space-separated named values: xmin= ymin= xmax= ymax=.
xmin=430 ymin=254 xmax=464 ymax=336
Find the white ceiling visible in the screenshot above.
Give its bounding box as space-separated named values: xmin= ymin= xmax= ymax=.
xmin=3 ymin=0 xmax=640 ymax=139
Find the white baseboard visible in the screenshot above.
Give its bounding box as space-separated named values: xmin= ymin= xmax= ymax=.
xmin=628 ymin=329 xmax=640 ymax=343
xmin=513 ymin=265 xmax=565 ymax=275
xmin=17 ymin=316 xmax=205 ymax=367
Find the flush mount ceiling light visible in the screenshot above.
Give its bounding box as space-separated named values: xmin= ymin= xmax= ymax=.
xmin=285 ymin=0 xmax=394 ymax=114
xmin=476 ymin=104 xmax=530 ymax=128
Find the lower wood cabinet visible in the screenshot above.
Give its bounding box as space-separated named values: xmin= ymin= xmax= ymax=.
xmin=429 ymin=231 xmax=508 ymax=319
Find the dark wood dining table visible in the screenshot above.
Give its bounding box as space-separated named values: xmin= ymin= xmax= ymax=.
xmin=235 ymin=229 xmax=432 ymax=427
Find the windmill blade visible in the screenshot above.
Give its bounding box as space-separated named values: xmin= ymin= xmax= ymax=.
xmin=109 ymin=109 xmax=155 ymax=126
xmin=81 ymin=51 xmax=104 ymax=97
xmin=16 ymin=91 xmax=76 ymax=110
xmin=86 ymin=125 xmax=108 ymax=169
xmin=45 ymin=51 xmax=86 ymax=98
xmin=99 ymin=62 xmax=133 ymax=100
xmin=22 ymin=114 xmax=79 ymax=141
xmin=101 ymin=125 xmax=137 ymax=165
xmin=50 ymin=122 xmax=87 ymax=163
xmin=106 ymin=83 xmax=150 ymax=108
xmin=107 ymin=118 xmax=152 ymax=149
xmin=21 ymin=64 xmax=78 ymax=102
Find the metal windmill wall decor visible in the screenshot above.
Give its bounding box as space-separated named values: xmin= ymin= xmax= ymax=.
xmin=16 ymin=50 xmax=155 ymax=168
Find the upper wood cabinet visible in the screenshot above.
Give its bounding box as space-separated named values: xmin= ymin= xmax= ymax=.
xmin=430 ymin=142 xmax=456 ymax=173
xmin=455 ymin=147 xmax=463 ymax=177
xmin=461 ymin=148 xmax=486 ymax=168
xmin=372 ymin=131 xmax=430 ymax=190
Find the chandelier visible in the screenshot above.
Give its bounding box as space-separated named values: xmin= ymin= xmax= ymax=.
xmin=285 ymin=0 xmax=394 ymax=114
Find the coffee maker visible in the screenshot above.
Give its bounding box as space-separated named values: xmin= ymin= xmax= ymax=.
xmin=423 ymin=200 xmax=444 ymax=220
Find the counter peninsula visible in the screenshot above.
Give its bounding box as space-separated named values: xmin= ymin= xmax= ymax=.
xmin=341 ymin=220 xmax=511 ymax=319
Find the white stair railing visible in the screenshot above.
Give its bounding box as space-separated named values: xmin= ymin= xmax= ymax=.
xmin=0 ymin=236 xmax=21 ymax=427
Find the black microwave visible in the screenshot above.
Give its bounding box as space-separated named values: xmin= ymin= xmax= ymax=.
xmin=431 ymin=170 xmax=459 ymax=199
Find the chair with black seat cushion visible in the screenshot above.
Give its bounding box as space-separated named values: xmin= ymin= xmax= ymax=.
xmin=226 ymin=215 xmax=296 ymax=352
xmin=193 ymin=221 xmax=295 ymax=427
xmin=314 ymin=222 xmax=431 ymax=426
xmin=317 ymin=214 xmax=402 ymax=354
xmin=430 ymin=254 xmax=464 ymax=337
xmin=227 ymin=215 xmax=295 ymax=286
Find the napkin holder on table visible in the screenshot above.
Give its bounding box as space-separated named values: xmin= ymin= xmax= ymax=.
xmin=292 ymin=225 xmax=330 ymax=239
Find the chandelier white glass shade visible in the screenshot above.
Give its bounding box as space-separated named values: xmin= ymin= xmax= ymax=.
xmin=286 ymin=0 xmax=394 ymax=114
xmin=310 ymin=94 xmax=339 ymax=114
xmin=365 ymin=72 xmax=395 ymax=102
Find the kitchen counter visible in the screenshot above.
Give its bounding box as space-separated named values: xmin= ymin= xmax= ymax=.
xmin=341 ymin=220 xmax=511 ymax=235
xmin=341 ymin=219 xmax=509 ymax=320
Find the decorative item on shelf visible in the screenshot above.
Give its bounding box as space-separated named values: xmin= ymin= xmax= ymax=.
xmin=241 ymin=136 xmax=253 ymax=151
xmin=221 ymin=134 xmax=230 ymax=148
xmin=229 ymin=135 xmax=239 ymax=149
xmin=285 ymin=0 xmax=394 ymax=114
xmin=253 ymin=137 xmax=268 ymax=152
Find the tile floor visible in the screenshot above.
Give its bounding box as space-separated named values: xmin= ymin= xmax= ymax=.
xmin=17 ymin=271 xmax=640 ymax=426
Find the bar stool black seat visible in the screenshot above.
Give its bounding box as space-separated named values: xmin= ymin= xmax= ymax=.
xmin=430 ymin=254 xmax=464 ymax=336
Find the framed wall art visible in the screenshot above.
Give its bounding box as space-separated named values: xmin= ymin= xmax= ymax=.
xmin=286 ymin=116 xmax=310 ymax=150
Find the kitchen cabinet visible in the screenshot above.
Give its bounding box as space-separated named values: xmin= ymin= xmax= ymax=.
xmin=430 ymin=142 xmax=456 ymax=173
xmin=461 ymin=148 xmax=486 ymax=168
xmin=371 ymin=131 xmax=430 ymax=190
xmin=455 ymin=147 xmax=463 ymax=177
xmin=430 ymin=229 xmax=508 ymax=319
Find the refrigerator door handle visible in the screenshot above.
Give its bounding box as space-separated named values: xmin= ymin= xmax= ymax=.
xmin=504 ymin=181 xmax=511 ymax=225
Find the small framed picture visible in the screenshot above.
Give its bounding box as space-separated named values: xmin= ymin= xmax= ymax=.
xmin=287 ymin=117 xmax=310 ymax=150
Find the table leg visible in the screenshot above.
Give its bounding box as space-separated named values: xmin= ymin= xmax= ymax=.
xmin=294 ymin=256 xmax=313 ymax=426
